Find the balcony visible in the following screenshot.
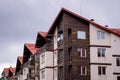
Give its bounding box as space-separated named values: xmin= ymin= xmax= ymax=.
xmin=38 ymin=42 xmax=53 ymax=53
xmin=24 ymin=60 xmax=35 ymax=68
xmin=27 ymin=72 xmax=35 ymax=79
xmin=58 ymin=67 xmax=64 ymax=80
xmin=57 ymin=50 xmax=64 ymax=64
xmin=58 ymin=40 xmax=63 ymax=48
xmin=16 ymin=70 xmax=22 ymax=75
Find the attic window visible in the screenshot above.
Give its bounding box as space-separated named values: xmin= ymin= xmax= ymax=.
xmin=97 ymin=31 xmax=105 ymax=40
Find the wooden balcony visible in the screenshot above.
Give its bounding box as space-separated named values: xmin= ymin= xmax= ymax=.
xmin=23 ymin=60 xmax=35 ymax=68
xmin=38 ymin=42 xmax=53 ymax=53
xmin=57 ymin=50 xmax=64 ymax=64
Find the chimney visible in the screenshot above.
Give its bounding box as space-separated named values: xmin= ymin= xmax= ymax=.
xmin=105 ymin=25 xmax=108 ymax=27
xmin=90 ymin=19 xmax=94 ymax=21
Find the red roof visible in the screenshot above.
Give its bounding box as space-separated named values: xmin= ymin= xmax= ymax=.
xmin=47 ymin=8 xmax=120 ymax=37
xmin=25 ymin=43 xmax=39 ymax=55
xmin=38 ymin=32 xmax=47 ymax=38
xmin=9 ymin=67 xmax=16 ymax=74
xmin=18 ymin=56 xmax=23 ymax=64
xmin=109 ymin=28 xmax=120 ymax=35
xmin=4 ymin=68 xmax=9 ymax=77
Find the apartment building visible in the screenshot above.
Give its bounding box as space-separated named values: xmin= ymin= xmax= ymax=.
xmin=8 ymin=67 xmax=16 ymax=80
xmin=15 ymin=56 xmax=23 ymax=80
xmin=37 ymin=8 xmax=120 ymax=80
xmin=22 ymin=43 xmax=39 ymax=80
xmin=34 ymin=32 xmax=47 ymax=80
xmin=1 ymin=8 xmax=120 ymax=80
xmin=1 ymin=68 xmax=9 ymax=80
xmin=1 ymin=67 xmax=16 ymax=80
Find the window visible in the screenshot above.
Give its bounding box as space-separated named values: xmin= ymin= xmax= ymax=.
xmin=97 ymin=31 xmax=105 ymax=39
xmin=77 ymin=31 xmax=86 ymax=39
xmin=77 ymin=48 xmax=86 ymax=57
xmin=41 ymin=55 xmax=45 ymax=64
xmin=116 ymin=58 xmax=120 ymax=66
xmin=98 ymin=66 xmax=106 ymax=75
xmin=41 ymin=70 xmax=45 ymax=79
xmin=117 ymin=76 xmax=120 ymax=80
xmin=81 ymin=66 xmax=87 ymax=75
xmin=98 ymin=48 xmax=105 ymax=57
xmin=77 ymin=66 xmax=87 ymax=75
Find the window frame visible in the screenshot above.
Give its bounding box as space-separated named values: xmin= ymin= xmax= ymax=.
xmin=116 ymin=58 xmax=120 ymax=66
xmin=97 ymin=31 xmax=105 ymax=40
xmin=77 ymin=31 xmax=86 ymax=39
xmin=98 ymin=66 xmax=106 ymax=75
xmin=81 ymin=66 xmax=87 ymax=75
xmin=98 ymin=48 xmax=106 ymax=57
xmin=77 ymin=48 xmax=87 ymax=57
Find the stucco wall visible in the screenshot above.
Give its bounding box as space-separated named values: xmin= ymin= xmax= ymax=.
xmin=40 ymin=51 xmax=53 ymax=69
xmin=90 ymin=24 xmax=111 ymax=46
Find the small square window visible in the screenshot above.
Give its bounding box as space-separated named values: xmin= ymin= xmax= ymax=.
xmin=98 ymin=48 xmax=105 ymax=57
xmin=97 ymin=31 xmax=105 ymax=40
xmin=116 ymin=58 xmax=120 ymax=66
xmin=77 ymin=31 xmax=86 ymax=39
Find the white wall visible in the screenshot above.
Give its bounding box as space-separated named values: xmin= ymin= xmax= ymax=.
xmin=54 ymin=67 xmax=58 ymax=80
xmin=22 ymin=67 xmax=29 ymax=80
xmin=111 ymin=34 xmax=120 ymax=75
xmin=54 ymin=50 xmax=58 ymax=66
xmin=54 ymin=27 xmax=58 ymax=50
xmin=90 ymin=24 xmax=111 ymax=46
xmin=91 ymin=65 xmax=113 ymax=80
xmin=40 ymin=51 xmax=53 ymax=69
xmin=90 ymin=24 xmax=114 ymax=80
xmin=40 ymin=69 xmax=53 ymax=80
xmin=90 ymin=47 xmax=112 ymax=63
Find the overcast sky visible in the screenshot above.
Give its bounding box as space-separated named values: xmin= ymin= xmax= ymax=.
xmin=0 ymin=0 xmax=120 ymax=74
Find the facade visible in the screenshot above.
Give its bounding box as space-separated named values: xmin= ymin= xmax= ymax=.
xmin=1 ymin=67 xmax=16 ymax=80
xmin=1 ymin=8 xmax=120 ymax=80
xmin=36 ymin=8 xmax=120 ymax=80
xmin=15 ymin=56 xmax=23 ymax=80
xmin=8 ymin=67 xmax=16 ymax=80
xmin=22 ymin=43 xmax=39 ymax=80
xmin=1 ymin=68 xmax=9 ymax=80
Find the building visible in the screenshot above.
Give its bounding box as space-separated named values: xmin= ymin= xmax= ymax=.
xmin=22 ymin=43 xmax=39 ymax=80
xmin=34 ymin=32 xmax=47 ymax=80
xmin=15 ymin=56 xmax=23 ymax=80
xmin=1 ymin=8 xmax=120 ymax=80
xmin=1 ymin=68 xmax=9 ymax=80
xmin=8 ymin=67 xmax=16 ymax=80
xmin=36 ymin=8 xmax=120 ymax=80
